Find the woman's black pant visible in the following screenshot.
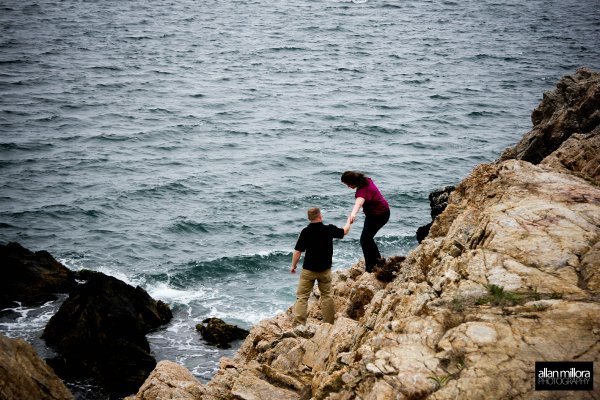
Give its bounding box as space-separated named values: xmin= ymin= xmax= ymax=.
xmin=360 ymin=209 xmax=390 ymax=272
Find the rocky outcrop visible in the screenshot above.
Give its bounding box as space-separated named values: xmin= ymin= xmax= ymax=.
xmin=541 ymin=131 xmax=600 ymax=183
xmin=500 ymin=67 xmax=600 ymax=164
xmin=417 ymin=186 xmax=456 ymax=243
xmin=43 ymin=271 xmax=173 ymax=397
xmin=196 ymin=317 xmax=250 ymax=349
xmin=131 ymin=69 xmax=599 ymax=399
xmin=0 ymin=242 xmax=76 ymax=309
xmin=124 ymin=360 xmax=204 ymax=400
xmin=0 ymin=333 xmax=73 ymax=400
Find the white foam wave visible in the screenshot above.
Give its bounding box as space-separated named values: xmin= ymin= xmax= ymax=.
xmin=95 ymin=265 xmax=143 ymax=287
xmin=59 ymin=257 xmax=145 ymax=287
xmin=146 ymin=282 xmax=212 ymax=305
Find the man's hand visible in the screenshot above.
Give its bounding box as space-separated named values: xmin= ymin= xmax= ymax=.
xmin=291 ymin=250 xmax=301 ymax=274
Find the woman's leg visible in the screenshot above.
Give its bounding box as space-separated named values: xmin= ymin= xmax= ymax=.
xmin=360 ymin=210 xmax=390 ymax=272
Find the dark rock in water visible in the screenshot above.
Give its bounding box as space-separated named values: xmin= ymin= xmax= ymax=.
xmin=500 ymin=67 xmax=600 ymax=164
xmin=416 ymin=186 xmax=455 ymax=243
xmin=0 ymin=333 xmax=73 ymax=400
xmin=373 ymin=256 xmax=406 ymax=283
xmin=416 ymin=222 xmax=432 ymax=244
xmin=429 ymin=186 xmax=455 ymax=220
xmin=196 ymin=317 xmax=249 ymax=349
xmin=0 ymin=242 xmax=76 ymax=309
xmin=42 ymin=271 xmax=172 ymax=397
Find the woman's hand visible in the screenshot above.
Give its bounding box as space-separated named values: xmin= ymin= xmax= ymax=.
xmin=349 ymin=213 xmax=357 ymax=224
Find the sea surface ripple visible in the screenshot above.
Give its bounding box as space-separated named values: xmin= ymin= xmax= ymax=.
xmin=1 ymin=0 xmax=598 ymax=396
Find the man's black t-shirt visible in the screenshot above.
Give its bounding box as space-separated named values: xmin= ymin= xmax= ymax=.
xmin=294 ymin=222 xmax=345 ymax=272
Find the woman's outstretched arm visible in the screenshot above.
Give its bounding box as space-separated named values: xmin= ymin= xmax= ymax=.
xmin=350 ymin=197 xmax=365 ymax=223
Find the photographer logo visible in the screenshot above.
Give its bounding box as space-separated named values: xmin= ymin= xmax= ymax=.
xmin=535 ymin=362 xmax=593 ymax=391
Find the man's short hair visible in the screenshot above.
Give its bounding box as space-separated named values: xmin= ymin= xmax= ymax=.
xmin=307 ymin=207 xmax=321 ymax=221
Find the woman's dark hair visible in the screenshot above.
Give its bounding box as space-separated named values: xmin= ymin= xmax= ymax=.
xmin=341 ymin=171 xmax=368 ymax=188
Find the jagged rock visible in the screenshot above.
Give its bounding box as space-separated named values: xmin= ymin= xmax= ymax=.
xmin=0 ymin=242 xmax=76 ymax=309
xmin=130 ymin=69 xmax=600 ymax=400
xmin=231 ymin=370 xmax=299 ymax=400
xmin=500 ymin=67 xmax=600 ymax=164
xmin=541 ymin=130 xmax=600 ymax=183
xmin=42 ymin=271 xmax=172 ymax=397
xmin=196 ymin=317 xmax=250 ymax=349
xmin=417 ymin=186 xmax=456 ymax=243
xmin=0 ymin=333 xmax=73 ymax=400
xmin=124 ymin=360 xmax=204 ymax=400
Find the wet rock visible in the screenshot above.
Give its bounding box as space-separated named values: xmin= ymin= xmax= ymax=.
xmin=429 ymin=186 xmax=456 ymax=220
xmin=0 ymin=242 xmax=76 ymax=309
xmin=196 ymin=317 xmax=250 ymax=349
xmin=0 ymin=333 xmax=73 ymax=400
xmin=416 ymin=222 xmax=433 ymax=244
xmin=417 ymin=186 xmax=456 ymax=243
xmin=42 ymin=271 xmax=172 ymax=397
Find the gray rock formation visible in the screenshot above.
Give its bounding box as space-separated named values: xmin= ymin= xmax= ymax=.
xmin=0 ymin=242 xmax=76 ymax=309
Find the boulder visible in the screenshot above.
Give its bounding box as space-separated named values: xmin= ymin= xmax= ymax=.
xmin=42 ymin=271 xmax=172 ymax=397
xmin=0 ymin=333 xmax=73 ymax=400
xmin=500 ymin=67 xmax=600 ymax=164
xmin=125 ymin=360 xmax=204 ymax=400
xmin=0 ymin=242 xmax=76 ymax=309
xmin=196 ymin=317 xmax=249 ymax=349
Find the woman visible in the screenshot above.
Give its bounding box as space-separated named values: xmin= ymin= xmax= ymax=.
xmin=341 ymin=171 xmax=390 ymax=273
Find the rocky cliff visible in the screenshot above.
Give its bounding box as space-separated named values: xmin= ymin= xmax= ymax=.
xmin=0 ymin=333 xmax=73 ymax=400
xmin=129 ymin=68 xmax=600 ymax=399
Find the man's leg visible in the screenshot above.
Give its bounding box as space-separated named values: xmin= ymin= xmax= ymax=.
xmin=316 ymin=269 xmax=334 ymax=324
xmin=293 ymin=269 xmax=316 ymax=326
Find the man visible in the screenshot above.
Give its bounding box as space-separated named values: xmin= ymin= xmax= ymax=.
xmin=290 ymin=207 xmax=351 ymax=326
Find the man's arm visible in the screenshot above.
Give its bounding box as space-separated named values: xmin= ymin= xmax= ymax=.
xmin=343 ymin=214 xmax=352 ymax=236
xmin=290 ymin=250 xmax=302 ymax=273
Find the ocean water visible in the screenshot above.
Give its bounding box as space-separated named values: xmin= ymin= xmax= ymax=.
xmin=1 ymin=0 xmax=598 ymax=395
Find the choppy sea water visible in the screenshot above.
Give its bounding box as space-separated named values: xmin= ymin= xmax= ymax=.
xmin=1 ymin=0 xmax=599 ymax=396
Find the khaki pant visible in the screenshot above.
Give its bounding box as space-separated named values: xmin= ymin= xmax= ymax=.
xmin=293 ymin=268 xmax=334 ymax=325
